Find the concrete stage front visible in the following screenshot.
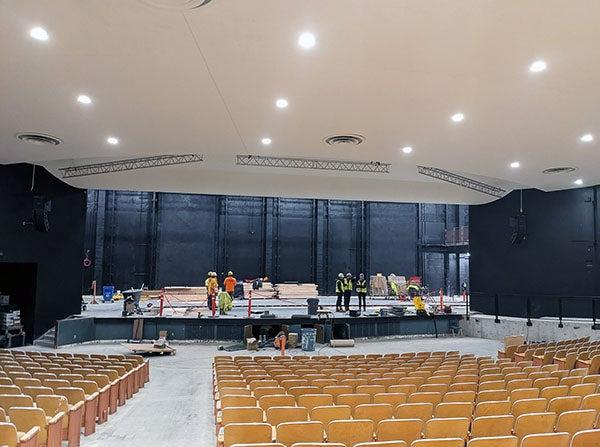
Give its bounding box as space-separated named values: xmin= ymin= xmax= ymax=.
xmin=54 ymin=313 xmax=463 ymax=347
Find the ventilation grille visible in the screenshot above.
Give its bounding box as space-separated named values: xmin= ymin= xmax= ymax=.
xmin=542 ymin=167 xmax=577 ymax=174
xmin=138 ymin=0 xmax=213 ymax=10
xmin=324 ymin=134 xmax=365 ymax=146
xmin=16 ymin=133 xmax=62 ymax=146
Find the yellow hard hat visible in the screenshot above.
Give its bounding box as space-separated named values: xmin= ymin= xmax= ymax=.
xmin=228 ymin=271 xmax=233 ymax=276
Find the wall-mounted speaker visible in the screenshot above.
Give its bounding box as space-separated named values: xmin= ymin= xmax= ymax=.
xmin=22 ymin=196 xmax=51 ymax=232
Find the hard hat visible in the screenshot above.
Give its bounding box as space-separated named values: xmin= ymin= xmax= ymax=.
xmin=211 ymin=272 xmax=217 ymax=277
xmin=338 ymin=273 xmax=344 ymax=278
xmin=227 ymin=271 xmax=233 ymax=276
xmin=207 ymin=271 xmax=212 ymax=276
xmin=359 ymin=273 xmax=365 ymax=278
xmin=346 ymin=272 xmax=352 ymax=277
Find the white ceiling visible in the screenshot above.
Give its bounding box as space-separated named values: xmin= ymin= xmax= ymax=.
xmin=2 ymin=0 xmax=600 ymax=204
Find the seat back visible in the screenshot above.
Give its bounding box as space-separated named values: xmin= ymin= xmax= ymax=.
xmin=425 ymin=418 xmax=469 ymax=440
xmin=373 ymin=393 xmax=407 ymax=407
xmin=434 ymin=402 xmax=473 ymax=419
xmin=547 ymin=396 xmax=582 ymax=415
xmin=514 ymin=412 xmax=557 ymax=442
xmin=474 ymin=400 xmax=511 ymax=418
xmin=327 ymin=419 xmax=374 ymax=446
xmin=22 ymin=386 xmax=54 ymax=399
xmin=570 ymin=429 xmax=600 ymax=447
xmin=471 ymin=415 xmax=514 ymax=438
xmin=0 ymin=394 xmax=33 ymax=411
xmin=265 ymin=406 xmax=308 ymax=426
xmin=353 ymin=404 xmax=393 ymax=425
xmin=310 ymin=405 xmax=351 ymax=427
xmin=221 ymin=406 xmax=263 ymax=425
xmin=259 ymin=394 xmax=295 ymax=411
xmin=511 ymin=398 xmax=547 ymax=417
xmin=466 ymin=436 xmax=517 ymax=447
xmin=0 ymin=386 xmax=20 ymax=396
xmin=0 ymin=421 xmax=18 ymax=447
xmin=520 ymin=432 xmax=570 ymax=447
xmin=376 ymin=418 xmax=423 ymax=444
xmin=223 ymin=422 xmax=272 ymax=447
xmin=555 ymin=409 xmax=597 ymax=439
xmin=275 ymin=421 xmax=324 ymax=447
xmin=7 ymin=407 xmax=47 ymax=444
xmin=297 ymin=394 xmax=333 ymax=411
xmin=395 ymin=403 xmax=434 ymax=421
xmin=410 ymin=440 xmax=464 ymax=447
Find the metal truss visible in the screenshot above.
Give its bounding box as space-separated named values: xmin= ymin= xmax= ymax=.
xmin=236 ymin=155 xmax=390 ymax=174
xmin=417 ymin=166 xmax=506 ymax=198
xmin=60 ymin=154 xmax=204 ymax=178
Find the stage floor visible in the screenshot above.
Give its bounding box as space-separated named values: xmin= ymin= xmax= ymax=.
xmin=82 ymin=294 xmax=467 ymax=319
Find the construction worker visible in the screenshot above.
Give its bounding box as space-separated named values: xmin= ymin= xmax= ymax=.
xmin=344 ymin=272 xmax=353 ymax=311
xmin=223 ymin=271 xmax=237 ymax=299
xmin=207 ymin=272 xmax=219 ymax=310
xmin=218 ymin=290 xmax=233 ymax=314
xmin=408 ymin=283 xmax=427 ymax=316
xmin=356 ymin=273 xmax=367 ymax=312
xmin=205 ymin=271 xmax=212 ymax=309
xmin=335 ymin=273 xmax=344 ymax=312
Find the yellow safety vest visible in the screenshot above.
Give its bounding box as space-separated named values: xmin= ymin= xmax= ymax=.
xmin=356 ymin=279 xmax=367 ymax=293
xmin=344 ymin=279 xmax=353 ymax=292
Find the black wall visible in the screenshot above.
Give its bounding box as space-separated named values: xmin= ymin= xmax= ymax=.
xmin=0 ymin=164 xmax=86 ymax=339
xmin=84 ymin=191 xmax=469 ymax=296
xmin=470 ymin=187 xmax=599 ymax=318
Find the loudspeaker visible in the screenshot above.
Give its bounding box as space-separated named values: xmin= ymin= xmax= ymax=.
xmin=509 ymin=212 xmax=526 ymax=244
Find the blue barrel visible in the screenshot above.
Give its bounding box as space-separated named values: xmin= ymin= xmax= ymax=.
xmin=102 ymin=285 xmax=115 ymax=302
xmin=301 ymin=328 xmax=317 ymax=351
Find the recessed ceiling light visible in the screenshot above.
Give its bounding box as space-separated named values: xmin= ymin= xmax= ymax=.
xmin=77 ymin=94 xmax=92 ymax=105
xmin=261 ymin=137 xmax=272 ymax=145
xmin=510 ymin=161 xmax=520 ymax=168
xmin=580 ymin=133 xmax=594 ymax=143
xmin=275 ymin=98 xmax=289 ymax=109
xmin=402 ymin=146 xmax=413 ymax=154
xmin=529 ymin=60 xmax=547 ymax=73
xmin=298 ymin=32 xmax=316 ymax=49
xmin=451 ymin=113 xmax=465 ymax=123
xmin=29 ymin=27 xmax=49 ymax=41
xmin=106 ymin=137 xmax=119 ymax=145
xmin=574 ymin=178 xmax=583 ymax=186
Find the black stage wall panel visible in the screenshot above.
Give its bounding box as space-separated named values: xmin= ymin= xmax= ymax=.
xmin=470 ymin=187 xmax=598 ymax=318
xmin=0 ymin=164 xmax=86 ymax=338
xmin=85 ymin=190 xmax=469 ymax=295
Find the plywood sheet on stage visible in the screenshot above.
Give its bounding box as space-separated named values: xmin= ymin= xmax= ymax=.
xmin=121 ymin=343 xmax=177 ymax=355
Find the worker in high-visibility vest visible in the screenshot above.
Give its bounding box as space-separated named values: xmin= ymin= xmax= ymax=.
xmin=356 ymin=273 xmax=367 ymax=312
xmin=335 ymin=273 xmax=345 ymax=312
xmin=207 ymin=271 xmax=219 ymax=309
xmin=205 ymin=272 xmax=212 ymax=309
xmin=223 ymin=271 xmax=237 ymax=299
xmin=343 ymin=273 xmax=353 ymax=311
xmin=408 ymin=283 xmax=427 ymax=316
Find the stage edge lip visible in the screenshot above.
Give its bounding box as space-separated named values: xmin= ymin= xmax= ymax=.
xmin=54 ymin=314 xmax=463 ymax=347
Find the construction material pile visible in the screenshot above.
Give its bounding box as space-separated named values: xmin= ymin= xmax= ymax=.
xmin=142 ymin=286 xmax=206 ymax=303
xmin=369 ymin=274 xmax=388 ymax=296
xmin=243 ymin=281 xmax=275 ymax=299
xmin=274 ymin=283 xmax=318 ymax=299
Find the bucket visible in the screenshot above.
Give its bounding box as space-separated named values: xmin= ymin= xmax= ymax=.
xmin=306 ymin=298 xmax=319 ymax=315
xmin=102 ymin=285 xmax=115 ymax=302
xmin=301 ymin=328 xmax=317 ymax=351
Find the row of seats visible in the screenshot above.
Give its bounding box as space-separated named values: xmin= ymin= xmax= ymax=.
xmin=499 ymin=338 xmax=600 ymax=374
xmin=0 ymin=349 xmax=149 ymax=447
xmin=213 ymin=351 xmax=600 ymax=447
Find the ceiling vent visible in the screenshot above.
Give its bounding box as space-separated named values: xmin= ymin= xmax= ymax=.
xmin=324 ymin=134 xmax=365 ymax=146
xmin=542 ymin=167 xmax=577 ymax=174
xmin=16 ymin=132 xmax=62 ymax=146
xmin=138 ymin=0 xmax=213 ymax=10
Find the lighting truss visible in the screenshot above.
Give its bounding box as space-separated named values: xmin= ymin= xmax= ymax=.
xmin=59 ymin=154 xmax=204 ymax=178
xmin=417 ymin=166 xmax=506 ymax=198
xmin=236 ymin=155 xmax=390 ymax=174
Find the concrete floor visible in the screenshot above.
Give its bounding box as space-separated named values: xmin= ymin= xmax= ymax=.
xmin=29 ymin=336 xmax=501 ymax=447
